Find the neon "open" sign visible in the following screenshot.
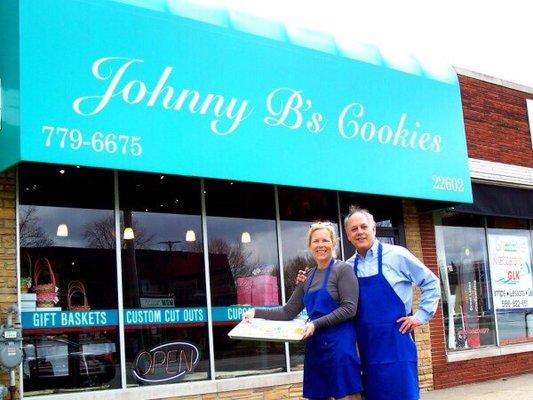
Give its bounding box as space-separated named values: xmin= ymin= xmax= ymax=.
xmin=133 ymin=341 xmax=200 ymax=384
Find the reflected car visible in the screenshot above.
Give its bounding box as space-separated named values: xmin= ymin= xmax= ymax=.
xmin=23 ymin=336 xmax=116 ymax=391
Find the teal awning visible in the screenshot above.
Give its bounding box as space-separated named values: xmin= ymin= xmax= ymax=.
xmin=0 ymin=0 xmax=472 ymax=202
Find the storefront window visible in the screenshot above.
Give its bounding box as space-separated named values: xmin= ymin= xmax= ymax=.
xmin=205 ymin=180 xmax=285 ymax=378
xmin=118 ymin=172 xmax=210 ymax=386
xmin=339 ymin=193 xmax=404 ymax=252
xmin=486 ymin=227 xmax=533 ymax=345
xmin=278 ymin=187 xmax=340 ymax=370
xmin=19 ymin=163 xmax=121 ymax=395
xmin=435 ymin=211 xmax=533 ymax=351
xmin=435 ymin=223 xmax=497 ymax=350
xmin=22 ymin=161 xmax=515 ymax=395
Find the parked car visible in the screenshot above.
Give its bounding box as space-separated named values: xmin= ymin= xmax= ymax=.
xmin=23 ymin=336 xmax=116 ymax=391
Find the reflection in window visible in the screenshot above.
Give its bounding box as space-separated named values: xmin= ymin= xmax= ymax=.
xmin=23 ymin=333 xmax=119 ymax=393
xmin=118 ymin=172 xmax=210 ymax=385
xmin=436 ymin=212 xmax=533 ymax=350
xmin=19 ymin=163 xmax=121 ymax=396
xmin=338 ymin=192 xmax=403 ymax=257
xmin=435 ymin=223 xmax=497 ymax=350
xmin=278 ymin=187 xmax=339 ymax=371
xmin=205 ymin=179 xmax=284 ymax=379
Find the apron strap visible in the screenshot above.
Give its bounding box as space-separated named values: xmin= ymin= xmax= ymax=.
xmin=305 ymin=258 xmax=335 ymax=293
xmin=304 ymin=267 xmax=317 ymax=293
xmin=377 ymin=241 xmax=383 ymax=275
xmin=321 ymin=258 xmax=335 ymax=289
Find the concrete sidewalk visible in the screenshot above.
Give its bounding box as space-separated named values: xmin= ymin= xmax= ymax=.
xmin=421 ymin=373 xmax=533 ymax=399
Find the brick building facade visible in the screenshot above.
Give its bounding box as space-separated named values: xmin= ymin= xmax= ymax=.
xmin=0 ymin=2 xmax=532 ymax=394
xmin=0 ymin=71 xmax=532 ymax=399
xmin=0 ymin=170 xmax=17 ymax=393
xmin=459 ymin=75 xmax=532 ymax=168
xmin=158 ymin=72 xmax=533 ymax=398
xmin=423 ymin=72 xmax=533 ymax=389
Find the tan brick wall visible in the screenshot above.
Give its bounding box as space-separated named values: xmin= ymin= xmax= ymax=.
xmin=0 ymin=168 xmax=19 ymax=397
xmin=402 ymin=200 xmax=435 ymax=390
xmin=163 ymin=383 xmax=304 ymax=400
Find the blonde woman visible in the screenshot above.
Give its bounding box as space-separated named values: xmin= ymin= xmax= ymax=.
xmin=243 ymin=221 xmax=362 ymax=400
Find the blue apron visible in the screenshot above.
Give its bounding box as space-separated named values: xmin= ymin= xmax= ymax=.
xmin=303 ymin=258 xmax=363 ymax=399
xmin=354 ymin=242 xmax=419 ymax=400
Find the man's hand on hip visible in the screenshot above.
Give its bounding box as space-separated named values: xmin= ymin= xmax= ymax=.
xmin=396 ymin=316 xmax=422 ymax=334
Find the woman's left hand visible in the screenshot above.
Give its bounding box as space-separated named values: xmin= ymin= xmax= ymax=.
xmin=302 ymin=321 xmax=316 ymax=338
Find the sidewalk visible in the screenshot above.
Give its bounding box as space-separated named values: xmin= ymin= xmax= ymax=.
xmin=421 ymin=373 xmax=533 ymax=399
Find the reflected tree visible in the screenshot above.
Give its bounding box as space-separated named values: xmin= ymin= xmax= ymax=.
xmin=202 ymin=238 xmax=270 ymax=279
xmin=19 ymin=206 xmax=55 ymax=247
xmin=284 ymin=255 xmax=313 ymax=296
xmin=83 ymin=216 xmax=155 ymax=249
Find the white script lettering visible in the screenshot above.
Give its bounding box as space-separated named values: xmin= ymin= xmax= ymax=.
xmin=264 ymin=88 xmax=326 ymax=133
xmin=338 ymin=103 xmax=442 ymax=152
xmin=73 ymin=57 xmax=253 ymax=135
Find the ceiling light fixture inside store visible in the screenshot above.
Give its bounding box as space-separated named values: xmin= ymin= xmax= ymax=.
xmin=241 ymin=231 xmax=251 ymax=243
xmin=185 ymin=230 xmax=196 ymax=242
xmin=56 ymin=224 xmax=69 ymax=237
xmin=124 ymin=227 xmax=135 ymax=240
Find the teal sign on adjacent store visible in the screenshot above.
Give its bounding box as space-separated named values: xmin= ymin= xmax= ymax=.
xmin=0 ymin=0 xmax=472 ymax=202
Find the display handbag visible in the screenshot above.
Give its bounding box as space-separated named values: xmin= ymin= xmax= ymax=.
xmin=33 ymin=257 xmax=58 ymax=307
xmin=67 ymin=280 xmax=90 ymax=311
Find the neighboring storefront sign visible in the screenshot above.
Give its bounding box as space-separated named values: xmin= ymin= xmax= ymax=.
xmin=0 ymin=0 xmax=472 ymax=202
xmin=488 ymin=234 xmax=533 ymax=309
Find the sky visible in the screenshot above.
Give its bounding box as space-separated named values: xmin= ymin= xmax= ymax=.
xmin=227 ymin=0 xmax=533 ymax=88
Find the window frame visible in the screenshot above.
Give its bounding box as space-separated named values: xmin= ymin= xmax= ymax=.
xmin=434 ymin=210 xmax=533 ymax=359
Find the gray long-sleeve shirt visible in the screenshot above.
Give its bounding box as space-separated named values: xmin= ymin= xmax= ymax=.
xmin=255 ymin=260 xmax=359 ymax=329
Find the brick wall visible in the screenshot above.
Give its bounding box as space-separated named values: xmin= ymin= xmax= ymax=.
xmin=167 ymin=383 xmax=304 ymax=400
xmin=402 ymin=200 xmax=435 ymax=390
xmin=418 ymin=212 xmax=533 ymax=389
xmin=0 ymin=168 xmax=18 ymax=396
xmin=427 ymin=73 xmax=533 ymax=387
xmin=459 ymin=75 xmax=533 ymax=167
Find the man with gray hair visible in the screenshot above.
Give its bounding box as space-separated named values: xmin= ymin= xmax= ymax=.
xmin=343 ymin=205 xmax=440 ymax=400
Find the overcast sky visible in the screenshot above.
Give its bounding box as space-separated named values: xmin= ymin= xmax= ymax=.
xmin=234 ymin=0 xmax=533 ymax=88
